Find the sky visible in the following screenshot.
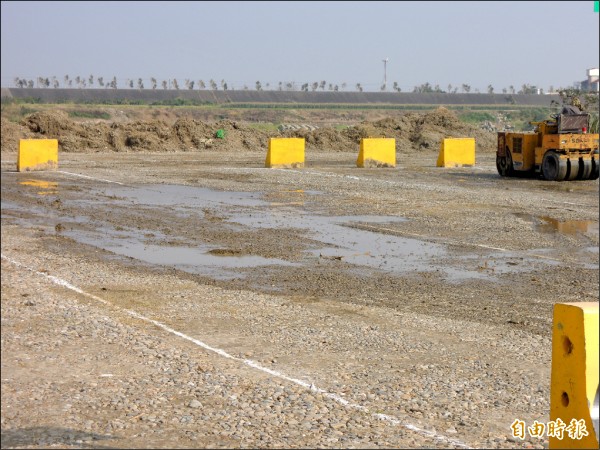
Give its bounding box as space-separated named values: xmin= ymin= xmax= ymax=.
xmin=1 ymin=1 xmax=599 ymax=92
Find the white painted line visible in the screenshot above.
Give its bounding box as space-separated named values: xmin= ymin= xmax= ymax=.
xmin=1 ymin=253 xmax=471 ymax=449
xmin=56 ymin=171 xmax=124 ymax=185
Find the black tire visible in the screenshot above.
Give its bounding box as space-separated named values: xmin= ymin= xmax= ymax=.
xmin=565 ymin=158 xmax=579 ymax=181
xmin=542 ymin=150 xmax=566 ymax=181
xmin=576 ymin=159 xmax=592 ymax=180
xmin=496 ymin=150 xmax=514 ymax=177
xmin=591 ymin=158 xmax=599 ymax=180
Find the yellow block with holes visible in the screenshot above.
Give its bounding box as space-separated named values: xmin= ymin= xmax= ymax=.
xmin=436 ymin=138 xmax=475 ymax=167
xmin=265 ymin=138 xmax=305 ymax=168
xmin=18 ymin=139 xmax=58 ymax=172
xmin=356 ymin=138 xmax=396 ymax=168
xmin=550 ymin=302 xmax=599 ymax=449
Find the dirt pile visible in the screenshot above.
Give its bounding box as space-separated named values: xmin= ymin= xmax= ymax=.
xmin=1 ymin=118 xmax=36 ymax=152
xmin=284 ymin=107 xmax=495 ymax=153
xmin=2 ymin=108 xmax=495 ymax=153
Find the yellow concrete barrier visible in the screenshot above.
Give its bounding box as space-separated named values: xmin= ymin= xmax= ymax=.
xmin=265 ymin=138 xmax=305 ymax=168
xmin=356 ymin=138 xmax=396 ymax=168
xmin=550 ymin=302 xmax=599 ymax=449
xmin=18 ymin=139 xmax=59 ymax=172
xmin=436 ymin=138 xmax=475 ymax=167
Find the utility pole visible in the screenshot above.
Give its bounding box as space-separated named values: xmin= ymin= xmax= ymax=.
xmin=382 ymin=58 xmax=389 ymax=91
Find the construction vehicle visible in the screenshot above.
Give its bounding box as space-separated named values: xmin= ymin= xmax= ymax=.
xmin=496 ymin=112 xmax=599 ymax=181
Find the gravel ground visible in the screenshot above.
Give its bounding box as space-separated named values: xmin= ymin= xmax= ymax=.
xmin=1 ymin=150 xmax=598 ymax=449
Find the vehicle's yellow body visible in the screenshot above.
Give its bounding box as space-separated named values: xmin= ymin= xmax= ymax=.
xmin=496 ymin=113 xmax=599 ymax=181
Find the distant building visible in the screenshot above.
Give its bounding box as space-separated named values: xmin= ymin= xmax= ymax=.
xmin=579 ymin=68 xmax=599 ymax=92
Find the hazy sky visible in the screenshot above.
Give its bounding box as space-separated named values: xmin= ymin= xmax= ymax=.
xmin=1 ymin=1 xmax=599 ymax=92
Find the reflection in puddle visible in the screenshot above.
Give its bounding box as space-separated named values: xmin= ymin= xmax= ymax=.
xmin=514 ymin=213 xmax=598 ymax=237
xmin=20 ymin=179 xmax=59 ymax=195
xmin=538 ymin=216 xmax=598 ymax=236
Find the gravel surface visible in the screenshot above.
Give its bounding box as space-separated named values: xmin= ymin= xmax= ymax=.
xmin=1 ymin=150 xmax=598 ymax=449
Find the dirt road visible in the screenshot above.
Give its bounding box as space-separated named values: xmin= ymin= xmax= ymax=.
xmin=1 ymin=150 xmax=598 ymax=449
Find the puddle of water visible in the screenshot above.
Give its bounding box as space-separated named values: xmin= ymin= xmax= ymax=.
xmin=64 ymin=227 xmax=296 ymax=280
xmin=93 ymin=184 xmax=268 ymax=209
xmin=228 ymin=210 xmax=498 ymax=280
xmin=19 ymin=179 xmax=58 ymax=195
xmin=4 ymin=182 xmax=568 ymax=283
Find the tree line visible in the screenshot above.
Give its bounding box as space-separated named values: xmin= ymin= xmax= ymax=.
xmin=11 ymin=75 xmax=555 ymax=95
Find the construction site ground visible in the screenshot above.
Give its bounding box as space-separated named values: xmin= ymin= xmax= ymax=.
xmin=1 ymin=110 xmax=599 ymax=449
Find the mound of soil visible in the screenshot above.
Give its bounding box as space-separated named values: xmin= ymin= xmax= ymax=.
xmin=2 ymin=108 xmax=495 ymax=154
xmin=284 ymin=107 xmax=495 ymax=153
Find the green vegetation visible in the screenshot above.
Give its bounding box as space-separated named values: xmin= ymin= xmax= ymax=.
xmin=457 ymin=111 xmax=496 ymax=124
xmin=68 ymin=110 xmax=111 ymax=120
xmin=246 ymin=123 xmax=279 ymax=132
xmin=2 ymin=94 xmax=584 ymax=133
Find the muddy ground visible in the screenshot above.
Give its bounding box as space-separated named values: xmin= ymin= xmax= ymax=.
xmin=1 ymin=109 xmax=599 ymax=449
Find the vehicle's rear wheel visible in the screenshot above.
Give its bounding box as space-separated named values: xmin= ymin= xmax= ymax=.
xmin=496 ymin=150 xmax=514 ymax=177
xmin=541 ymin=151 xmax=566 ymax=181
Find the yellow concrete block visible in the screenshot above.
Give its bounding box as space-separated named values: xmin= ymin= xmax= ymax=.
xmin=18 ymin=139 xmax=58 ymax=172
xmin=436 ymin=138 xmax=475 ymax=167
xmin=265 ymin=138 xmax=305 ymax=168
xmin=356 ymin=138 xmax=396 ymax=168
xmin=550 ymin=302 xmax=599 ymax=449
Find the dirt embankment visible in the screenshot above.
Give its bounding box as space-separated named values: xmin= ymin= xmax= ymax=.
xmin=1 ymin=107 xmax=495 ymax=154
